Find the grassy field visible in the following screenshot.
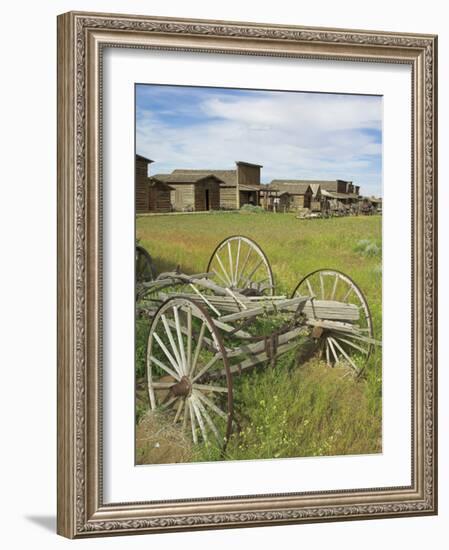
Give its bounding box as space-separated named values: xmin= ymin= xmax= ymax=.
xmin=135 ymin=212 xmax=382 ymax=463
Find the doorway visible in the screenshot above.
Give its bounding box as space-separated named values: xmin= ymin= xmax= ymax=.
xmin=205 ymin=189 xmax=210 ymax=210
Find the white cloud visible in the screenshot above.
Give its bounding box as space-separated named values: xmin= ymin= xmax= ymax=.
xmin=137 ymin=89 xmax=382 ymax=195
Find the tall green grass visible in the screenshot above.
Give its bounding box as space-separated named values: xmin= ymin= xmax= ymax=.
xmin=136 ymin=213 xmax=382 ymax=461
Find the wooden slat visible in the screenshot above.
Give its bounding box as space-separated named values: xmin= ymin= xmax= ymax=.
xmin=225 ymin=341 xmax=299 ymax=376
xmin=219 ymin=296 xmax=308 ymax=322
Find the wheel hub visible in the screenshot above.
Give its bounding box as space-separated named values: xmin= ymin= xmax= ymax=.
xmin=170 ymin=376 xmax=192 ymax=397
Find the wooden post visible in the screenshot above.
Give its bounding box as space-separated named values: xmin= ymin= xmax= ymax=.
xmin=236 ymin=163 xmax=240 ymax=209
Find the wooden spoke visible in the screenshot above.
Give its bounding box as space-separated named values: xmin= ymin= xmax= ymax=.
xmin=195 ymin=389 xmax=228 ymax=420
xmin=189 ymin=283 xmax=221 ymax=317
xmin=211 ymin=267 xmax=229 ymax=288
xmin=190 ymin=322 xmax=206 ymax=377
xmin=306 ymin=279 xmax=315 ymax=297
xmin=191 ymin=398 xmax=208 ymax=443
xmin=151 ymin=381 xmax=176 ymax=389
xmin=160 ymin=315 xmax=183 ymax=375
xmin=234 ymin=237 xmax=242 ymax=287
xmin=193 ymin=383 xmax=228 ymax=393
xmin=173 ymin=306 xmax=187 ymax=375
xmin=343 ymin=285 xmax=355 ymax=302
xmin=160 ymin=394 xmax=179 ymax=411
xmin=208 ymin=236 xmax=274 ymax=296
xmin=235 ymin=246 xmax=253 ymax=287
xmin=319 ymin=272 xmax=325 ymax=299
xmin=191 ymin=353 xmax=221 ymax=383
xmin=335 ymin=330 xmax=377 ymax=344
xmin=329 ymin=337 xmax=358 ymax=372
xmin=224 ymin=287 xmax=247 ymax=310
xmin=334 ymin=335 xmax=370 ymax=355
xmin=192 ymin=392 xmax=221 ymax=442
xmin=152 ymin=332 xmax=181 ymax=377
xmin=148 ymin=354 xmax=180 ymax=381
xmin=182 ymin=399 xmax=189 ymax=431
xmin=188 ymin=399 xmax=198 ymax=444
xmin=331 ymin=273 xmax=339 ymax=300
xmin=227 ymin=241 xmax=234 ymax=285
xmin=215 ymin=252 xmax=233 ymax=286
xmin=240 ymin=258 xmax=264 ymax=288
xmin=327 ymin=337 xmax=339 ymax=364
xmin=173 ymin=398 xmax=184 ymax=424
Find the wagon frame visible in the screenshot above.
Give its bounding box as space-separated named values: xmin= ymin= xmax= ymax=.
xmin=136 ymin=235 xmax=379 ymax=450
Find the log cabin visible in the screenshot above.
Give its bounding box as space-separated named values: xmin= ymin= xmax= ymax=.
xmin=166 ymin=161 xmax=262 ymax=210
xmin=151 ymin=172 xmax=222 ymax=212
xmin=148 ymin=178 xmax=172 ymax=213
xmin=268 ymin=181 xmax=313 ymax=210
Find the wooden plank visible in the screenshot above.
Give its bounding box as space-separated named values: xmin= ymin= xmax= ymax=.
xmin=225 ymin=340 xmax=299 ymax=376
xmin=302 ymin=300 xmax=359 ymax=321
xmin=306 ymin=319 xmax=381 ymax=346
xmin=219 ymin=296 xmax=308 ymax=322
xmin=224 ymin=325 xmax=307 ymax=358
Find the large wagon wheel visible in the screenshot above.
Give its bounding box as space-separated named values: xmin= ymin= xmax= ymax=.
xmin=136 ymin=245 xmax=155 ymax=283
xmin=146 ymin=297 xmax=233 ymax=448
xmin=207 ymin=235 xmax=274 ymax=296
xmin=291 ymin=269 xmax=374 ymax=373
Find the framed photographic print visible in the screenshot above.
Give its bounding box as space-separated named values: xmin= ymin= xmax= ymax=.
xmin=57 ymin=11 xmax=438 ymax=538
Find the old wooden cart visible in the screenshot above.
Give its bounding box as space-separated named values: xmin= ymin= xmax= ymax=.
xmin=136 ymin=235 xmax=378 ymax=449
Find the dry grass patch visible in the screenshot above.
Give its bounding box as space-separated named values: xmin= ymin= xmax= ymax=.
xmin=136 ymin=410 xmax=193 ymax=465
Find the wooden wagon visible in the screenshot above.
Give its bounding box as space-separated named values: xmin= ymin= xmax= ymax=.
xmin=136 ymin=236 xmax=379 ymax=449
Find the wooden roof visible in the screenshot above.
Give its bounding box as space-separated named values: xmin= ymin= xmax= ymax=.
xmin=361 ymin=196 xmax=382 ymax=204
xmin=148 ymin=179 xmax=171 ymax=190
xmin=136 ymin=154 xmax=154 ymax=164
xmin=236 ymin=161 xmax=263 ymax=168
xmin=321 ymin=189 xmax=356 ymax=200
xmin=309 ymin=183 xmax=321 ymax=197
xmin=171 ymin=169 xmax=236 ymax=186
xmin=150 ymin=173 xmax=171 ymax=182
xmin=268 ymin=179 xmax=351 ymax=192
xmin=239 ymin=183 xmax=262 ymax=192
xmin=268 ymin=180 xmax=312 ymax=195
xmin=164 ymin=171 xmax=224 ymax=184
xmin=321 ymin=189 xmax=342 ymax=199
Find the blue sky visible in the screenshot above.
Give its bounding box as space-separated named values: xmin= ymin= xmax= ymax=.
xmin=136 ymin=84 xmax=382 ymax=196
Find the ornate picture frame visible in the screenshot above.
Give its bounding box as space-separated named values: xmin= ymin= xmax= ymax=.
xmin=57 ymin=11 xmax=437 ymax=538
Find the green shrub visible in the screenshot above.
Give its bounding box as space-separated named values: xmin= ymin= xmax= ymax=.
xmin=354 ymin=238 xmax=381 ymax=257
xmin=239 ymin=204 xmax=266 ymax=214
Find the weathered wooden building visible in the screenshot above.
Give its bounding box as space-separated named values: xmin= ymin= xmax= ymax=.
xmin=155 ymin=161 xmax=262 ymax=210
xmin=135 ymin=154 xmax=154 ymax=213
xmin=152 ymin=171 xmax=222 ymax=212
xmin=209 ymin=161 xmax=263 ymax=209
xmin=147 ymin=178 xmax=172 ymax=213
xmin=137 ymin=157 xmax=366 ymax=216
xmin=309 ymin=183 xmax=323 ymax=212
xmin=317 ymin=179 xmax=351 ymax=194
xmin=359 ymin=196 xmax=382 ymax=214
xmin=235 ymin=161 xmax=262 ymax=208
xmin=267 ymin=180 xmax=313 ymax=211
